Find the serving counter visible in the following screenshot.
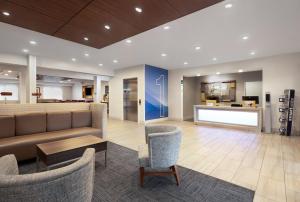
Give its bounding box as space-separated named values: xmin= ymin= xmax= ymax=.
xmin=193 ymin=105 xmax=262 ymax=131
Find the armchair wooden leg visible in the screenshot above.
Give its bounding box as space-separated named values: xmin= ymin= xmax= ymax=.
xmin=171 ymin=165 xmax=180 ymax=186
xmin=139 ymin=167 xmax=145 ymax=187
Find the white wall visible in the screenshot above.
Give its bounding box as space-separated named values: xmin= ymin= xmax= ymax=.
xmin=109 ymin=65 xmax=145 ymax=123
xmin=38 ymin=84 xmax=72 ymax=100
xmin=169 ymin=52 xmax=300 ymax=134
xmin=72 ymin=82 xmax=83 ymax=100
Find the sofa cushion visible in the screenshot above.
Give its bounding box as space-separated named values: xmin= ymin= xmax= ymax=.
xmin=0 ymin=127 xmax=101 ymax=161
xmin=72 ymin=110 xmax=92 ymax=128
xmin=0 ymin=116 xmax=15 ymax=138
xmin=47 ymin=112 xmax=71 ymax=132
xmin=16 ymin=113 xmax=46 ymax=136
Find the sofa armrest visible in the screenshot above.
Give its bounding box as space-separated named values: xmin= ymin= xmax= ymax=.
xmin=0 ymin=154 xmax=19 ymax=175
xmin=90 ymin=103 xmax=107 ymax=139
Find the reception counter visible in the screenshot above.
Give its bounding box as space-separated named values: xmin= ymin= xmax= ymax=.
xmin=194 ymin=105 xmax=262 ymax=131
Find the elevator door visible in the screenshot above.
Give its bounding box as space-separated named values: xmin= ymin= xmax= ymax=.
xmin=123 ymin=78 xmax=138 ymax=122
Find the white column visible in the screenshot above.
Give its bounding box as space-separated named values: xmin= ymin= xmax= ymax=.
xmin=18 ymin=71 xmax=27 ymax=104
xmin=26 ymin=55 xmax=37 ymax=104
xmin=93 ymin=76 xmax=102 ymax=103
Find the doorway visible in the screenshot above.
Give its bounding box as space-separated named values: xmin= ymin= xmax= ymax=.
xmin=123 ymin=78 xmax=138 ymax=122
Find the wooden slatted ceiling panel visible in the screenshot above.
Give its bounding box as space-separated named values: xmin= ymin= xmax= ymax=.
xmin=0 ymin=0 xmax=223 ymax=48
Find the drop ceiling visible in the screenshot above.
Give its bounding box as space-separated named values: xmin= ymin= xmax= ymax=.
xmin=0 ymin=0 xmax=300 ymax=73
xmin=0 ymin=0 xmax=222 ymax=49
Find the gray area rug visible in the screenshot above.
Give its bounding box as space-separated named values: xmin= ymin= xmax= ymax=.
xmin=19 ymin=142 xmax=254 ymax=202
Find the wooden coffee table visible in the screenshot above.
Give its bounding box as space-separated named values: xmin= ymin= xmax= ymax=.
xmin=36 ymin=135 xmax=107 ymax=171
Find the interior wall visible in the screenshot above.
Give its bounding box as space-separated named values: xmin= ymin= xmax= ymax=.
xmin=109 ymin=65 xmax=145 ymax=123
xmin=182 ymin=77 xmax=198 ymax=120
xmin=169 ymin=52 xmax=300 ymax=134
xmin=37 ymin=84 xmax=73 ymax=100
xmin=197 ymin=71 xmax=263 ymax=104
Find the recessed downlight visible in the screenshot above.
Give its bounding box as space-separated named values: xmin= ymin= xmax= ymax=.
xmin=113 ymin=59 xmax=118 ymax=63
xmin=126 ymin=39 xmax=132 ymax=44
xmin=242 ymin=35 xmax=249 ymax=40
xmin=163 ymin=26 xmax=170 ymax=30
xmin=104 ymin=25 xmax=110 ymax=30
xmin=135 ymin=7 xmax=142 ymax=13
xmin=238 ymin=69 xmax=244 ymax=73
xmin=161 ymin=53 xmax=167 ymax=57
xmin=212 ymin=57 xmax=217 ymax=61
xmin=29 ymin=40 xmax=37 ymax=45
xmin=2 ymin=11 xmax=10 ymax=16
xmin=84 ymin=53 xmax=89 ymax=57
xmin=71 ymin=58 xmax=76 ymax=62
xmin=225 ymin=4 xmax=233 ymax=8
xmin=84 ymin=37 xmax=89 ymax=41
xmin=184 ymin=62 xmax=188 ymax=65
xmin=8 ymin=70 xmax=12 ymax=73
xmin=216 ymin=72 xmax=221 ymax=75
xmin=98 ymin=63 xmax=103 ymax=66
xmin=195 ymin=46 xmax=201 ymax=50
xmin=196 ymin=74 xmax=201 ymax=77
xmin=22 ymin=49 xmax=29 ymax=53
xmin=4 ymin=73 xmax=9 ymax=76
xmin=250 ymin=51 xmax=256 ymax=55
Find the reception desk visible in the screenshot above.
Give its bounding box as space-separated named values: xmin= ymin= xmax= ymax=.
xmin=194 ymin=105 xmax=262 ymax=131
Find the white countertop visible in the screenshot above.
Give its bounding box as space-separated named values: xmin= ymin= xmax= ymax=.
xmin=194 ymin=105 xmax=262 ymax=112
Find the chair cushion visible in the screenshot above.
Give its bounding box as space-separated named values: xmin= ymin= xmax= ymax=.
xmin=0 ymin=154 xmax=18 ymax=175
xmin=47 ymin=112 xmax=71 ymax=132
xmin=138 ymin=144 xmax=149 ymax=167
xmin=0 ymin=127 xmax=101 ymax=161
xmin=0 ymin=116 xmax=15 ymax=138
xmin=16 ymin=113 xmax=46 ymax=136
xmin=72 ymin=110 xmax=92 ymax=128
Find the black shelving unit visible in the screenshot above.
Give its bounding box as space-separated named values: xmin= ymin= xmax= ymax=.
xmin=279 ymin=89 xmax=295 ymax=136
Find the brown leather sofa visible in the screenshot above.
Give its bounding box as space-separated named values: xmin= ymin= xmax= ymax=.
xmin=0 ymin=103 xmax=107 ymax=161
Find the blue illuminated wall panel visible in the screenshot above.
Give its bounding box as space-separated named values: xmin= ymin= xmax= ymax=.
xmin=145 ymin=65 xmax=168 ymax=120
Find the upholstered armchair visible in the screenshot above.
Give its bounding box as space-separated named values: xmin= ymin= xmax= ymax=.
xmin=0 ymin=148 xmax=95 ymax=202
xmin=139 ymin=125 xmax=182 ymax=187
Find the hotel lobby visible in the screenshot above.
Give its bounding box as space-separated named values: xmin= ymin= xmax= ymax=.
xmin=0 ymin=0 xmax=300 ymax=201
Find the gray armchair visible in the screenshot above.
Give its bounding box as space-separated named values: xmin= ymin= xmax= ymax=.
xmin=139 ymin=125 xmax=182 ymax=187
xmin=0 ymin=148 xmax=95 ymax=202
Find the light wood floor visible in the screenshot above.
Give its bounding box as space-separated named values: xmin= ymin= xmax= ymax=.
xmin=107 ymin=119 xmax=300 ymax=202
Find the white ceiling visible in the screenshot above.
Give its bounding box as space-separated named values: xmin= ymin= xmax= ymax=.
xmin=0 ymin=0 xmax=300 ymax=73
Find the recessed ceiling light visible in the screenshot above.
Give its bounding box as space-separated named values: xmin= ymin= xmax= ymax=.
xmin=195 ymin=46 xmax=201 ymax=50
xmin=4 ymin=73 xmax=9 ymax=76
xmin=29 ymin=40 xmax=37 ymax=45
xmin=2 ymin=11 xmax=10 ymax=16
xmin=196 ymin=74 xmax=201 ymax=77
xmin=104 ymin=25 xmax=110 ymax=30
xmin=225 ymin=4 xmax=233 ymax=8
xmin=22 ymin=49 xmax=29 ymax=53
xmin=8 ymin=70 xmax=12 ymax=73
xmin=238 ymin=69 xmax=244 ymax=73
xmin=71 ymin=58 xmax=76 ymax=62
xmin=98 ymin=63 xmax=103 ymax=66
xmin=135 ymin=7 xmax=142 ymax=13
xmin=212 ymin=57 xmax=217 ymax=61
xmin=216 ymin=72 xmax=221 ymax=75
xmin=184 ymin=62 xmax=188 ymax=65
xmin=113 ymin=59 xmax=118 ymax=63
xmin=84 ymin=37 xmax=89 ymax=41
xmin=250 ymin=51 xmax=256 ymax=55
xmin=161 ymin=53 xmax=167 ymax=57
xmin=242 ymin=36 xmax=249 ymax=40
xmin=126 ymin=39 xmax=132 ymax=43
xmin=163 ymin=26 xmax=170 ymax=30
xmin=59 ymin=81 xmax=64 ymax=83
xmin=67 ymin=79 xmax=72 ymax=82
xmin=84 ymin=53 xmax=89 ymax=57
